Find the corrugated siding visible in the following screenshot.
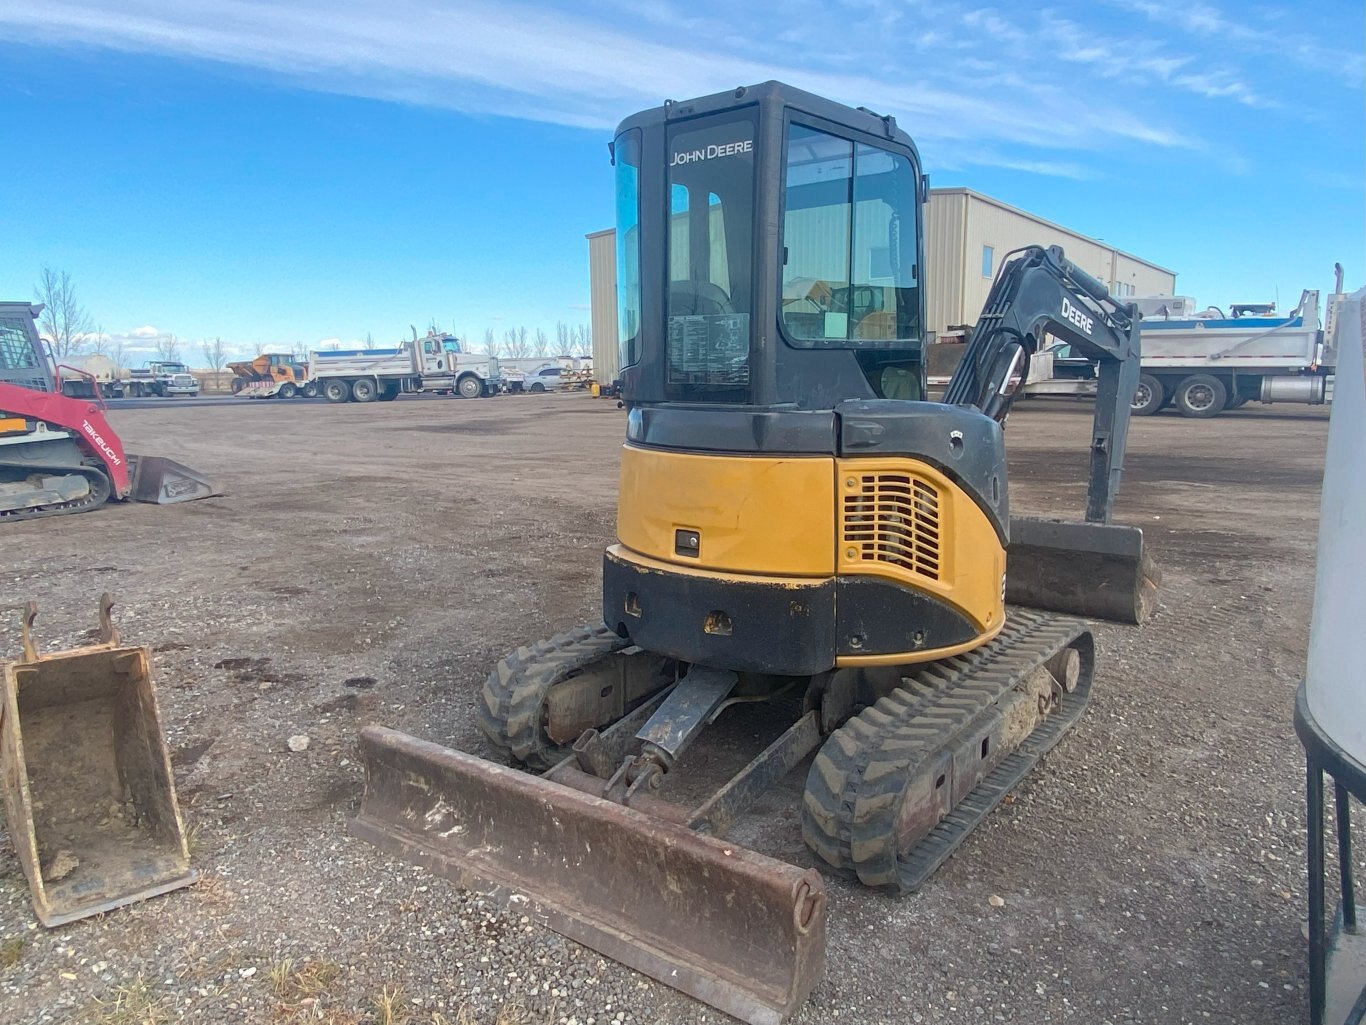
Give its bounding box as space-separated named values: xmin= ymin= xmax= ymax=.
xmin=587 ymin=230 xmax=619 ymax=382
xmin=924 ymin=191 xmax=966 ymax=335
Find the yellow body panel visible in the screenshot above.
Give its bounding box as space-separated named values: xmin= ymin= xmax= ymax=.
xmin=835 ymin=457 xmax=1004 ymax=633
xmin=617 ymin=445 xmax=836 ymax=576
xmin=615 ymin=444 xmax=1005 ymax=646
xmin=0 ymin=418 xmax=27 ymax=434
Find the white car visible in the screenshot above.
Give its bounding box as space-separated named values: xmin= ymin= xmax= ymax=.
xmin=526 ymin=366 xmax=563 ymax=393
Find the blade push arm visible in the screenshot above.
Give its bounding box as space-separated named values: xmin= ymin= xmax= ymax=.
xmin=943 ymin=245 xmax=1141 ymax=524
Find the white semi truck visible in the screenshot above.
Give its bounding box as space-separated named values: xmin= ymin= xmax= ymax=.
xmin=310 ymin=333 xmax=501 ymax=403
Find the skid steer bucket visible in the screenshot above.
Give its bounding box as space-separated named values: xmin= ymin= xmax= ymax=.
xmin=127 ymin=454 xmax=215 ymax=504
xmin=352 ymin=726 xmax=826 ymax=1025
xmin=1006 ymin=517 xmax=1160 ymax=625
xmin=0 ymin=597 xmax=197 ymax=927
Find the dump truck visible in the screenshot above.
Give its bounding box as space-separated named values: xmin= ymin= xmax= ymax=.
xmin=0 ymin=301 xmax=214 ymax=519
xmin=228 ymin=352 xmax=316 ymax=399
xmin=310 ymin=332 xmax=501 ymax=402
xmin=1016 ymin=270 xmax=1347 ymax=417
xmin=350 ymin=84 xmax=1158 ymax=1025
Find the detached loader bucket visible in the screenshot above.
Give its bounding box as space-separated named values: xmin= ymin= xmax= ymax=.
xmin=353 ymin=726 xmax=826 ymax=1025
xmin=1006 ymin=517 xmax=1160 ymax=625
xmin=0 ymin=597 xmax=197 ymax=927
xmin=127 ymin=454 xmax=215 ymax=504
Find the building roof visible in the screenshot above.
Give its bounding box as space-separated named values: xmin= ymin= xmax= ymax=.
xmin=929 ymin=187 xmax=1177 ymax=277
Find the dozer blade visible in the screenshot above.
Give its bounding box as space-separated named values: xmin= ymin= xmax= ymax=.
xmin=127 ymin=454 xmax=215 ymax=504
xmin=1005 ymin=516 xmax=1160 ymax=625
xmin=352 ymin=725 xmax=826 ymax=1025
xmin=1 ymin=598 xmax=197 ymax=926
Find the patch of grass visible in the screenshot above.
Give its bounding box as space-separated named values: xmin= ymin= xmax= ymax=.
xmin=493 ymin=1004 xmax=534 ymax=1025
xmin=0 ymin=936 xmax=23 ymax=968
xmin=269 ymin=957 xmax=343 ymax=1001
xmin=82 ymin=976 xmax=174 ymax=1025
xmin=370 ymin=985 xmax=413 ymax=1025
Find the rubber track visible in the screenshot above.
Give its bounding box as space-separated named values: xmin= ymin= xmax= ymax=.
xmin=0 ymin=463 xmax=111 ymax=521
xmin=802 ymin=608 xmax=1092 ymax=893
xmin=479 ymin=623 xmax=631 ymax=770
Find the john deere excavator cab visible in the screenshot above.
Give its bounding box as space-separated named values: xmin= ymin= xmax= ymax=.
xmin=353 ymin=82 xmax=1158 ymax=1025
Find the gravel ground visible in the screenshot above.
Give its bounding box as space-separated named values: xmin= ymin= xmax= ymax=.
xmin=0 ymin=392 xmax=1352 ymax=1025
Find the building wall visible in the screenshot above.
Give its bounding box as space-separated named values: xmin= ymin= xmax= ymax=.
xmin=587 ymin=229 xmax=619 ymax=382
xmin=925 ymin=188 xmax=1177 ymax=337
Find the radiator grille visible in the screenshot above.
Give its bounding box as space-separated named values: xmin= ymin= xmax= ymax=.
xmin=841 ymin=473 xmax=942 ymax=580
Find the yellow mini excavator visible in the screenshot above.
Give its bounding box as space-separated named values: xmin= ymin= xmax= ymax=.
xmin=352 ymin=82 xmax=1159 ymax=1025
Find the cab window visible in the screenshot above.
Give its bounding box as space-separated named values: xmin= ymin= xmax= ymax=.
xmin=781 ymin=123 xmax=920 ymax=347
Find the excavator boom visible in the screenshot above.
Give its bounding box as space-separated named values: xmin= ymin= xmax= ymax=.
xmin=945 ymin=245 xmax=1158 ymax=623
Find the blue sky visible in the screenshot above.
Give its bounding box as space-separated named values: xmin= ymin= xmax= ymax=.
xmin=1 ymin=0 xmax=1361 ymax=361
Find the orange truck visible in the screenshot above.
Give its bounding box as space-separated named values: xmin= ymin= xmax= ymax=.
xmin=227 ymin=353 xmax=316 ymax=399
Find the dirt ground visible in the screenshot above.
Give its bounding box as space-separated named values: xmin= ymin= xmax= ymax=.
xmin=0 ymin=391 xmax=1347 ymax=1025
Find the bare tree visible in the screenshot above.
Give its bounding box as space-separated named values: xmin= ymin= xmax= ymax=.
xmin=201 ymin=337 xmax=228 ymax=390
xmin=484 ymin=328 xmax=501 ymax=357
xmin=573 ymin=324 xmax=592 ymax=357
xmin=364 ymin=331 xmax=376 ymax=350
xmin=533 ymin=328 xmax=550 ymax=358
xmin=556 ymin=321 xmax=570 ymax=355
xmin=110 ymin=337 xmax=127 ymax=375
xmin=34 ymin=267 xmax=93 ymax=359
xmin=156 ymin=334 xmax=183 ymax=362
xmin=255 ymin=339 xmax=266 ymax=355
xmin=88 ymin=322 xmax=109 ymax=357
xmin=505 ymin=327 xmax=530 ymax=358
xmin=517 ymin=326 xmax=528 ymax=354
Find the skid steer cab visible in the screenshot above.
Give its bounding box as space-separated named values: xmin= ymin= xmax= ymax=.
xmin=352 ymin=81 xmax=1159 ymax=1025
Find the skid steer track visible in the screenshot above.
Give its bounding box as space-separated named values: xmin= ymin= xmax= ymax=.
xmin=802 ymin=608 xmax=1094 ymax=892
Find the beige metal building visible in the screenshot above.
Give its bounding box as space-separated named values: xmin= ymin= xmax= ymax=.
xmin=926 ymin=188 xmax=1175 ymax=340
xmin=587 ymin=188 xmax=1176 ymax=381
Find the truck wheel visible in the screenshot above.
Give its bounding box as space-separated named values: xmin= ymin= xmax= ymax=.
xmin=323 ymin=379 xmax=352 ymax=404
xmin=302 ymin=382 xmax=318 ymax=399
xmin=278 ymin=383 xmax=297 ymax=400
xmin=351 ymin=378 xmax=378 ymax=403
xmin=1175 ymin=375 xmax=1227 ymax=418
xmin=457 ymin=374 xmax=483 ymax=399
xmin=377 ymin=381 xmax=401 ymax=402
xmin=1131 ymin=374 xmax=1165 ymax=416
xmin=230 ymin=378 xmax=245 ymax=395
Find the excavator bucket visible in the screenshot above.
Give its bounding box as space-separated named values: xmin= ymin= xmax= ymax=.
xmin=0 ymin=597 xmax=197 ymax=927
xmin=1006 ymin=517 xmax=1160 ymax=625
xmin=352 ymin=726 xmax=826 ymax=1025
xmin=127 ymin=454 xmax=215 ymax=504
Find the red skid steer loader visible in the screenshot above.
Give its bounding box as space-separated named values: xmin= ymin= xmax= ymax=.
xmin=0 ymin=301 xmax=213 ymax=519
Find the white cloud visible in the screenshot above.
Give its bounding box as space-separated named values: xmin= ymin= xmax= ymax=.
xmin=0 ymin=0 xmax=1352 ymax=180
xmin=130 ymin=324 xmax=160 ymax=337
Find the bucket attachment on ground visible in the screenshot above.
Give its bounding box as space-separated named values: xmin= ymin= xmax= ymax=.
xmin=1005 ymin=516 xmax=1160 ymax=624
xmin=127 ymin=454 xmax=215 ymax=504
xmin=352 ymin=725 xmax=826 ymax=1025
xmin=0 ymin=595 xmax=197 ymax=927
